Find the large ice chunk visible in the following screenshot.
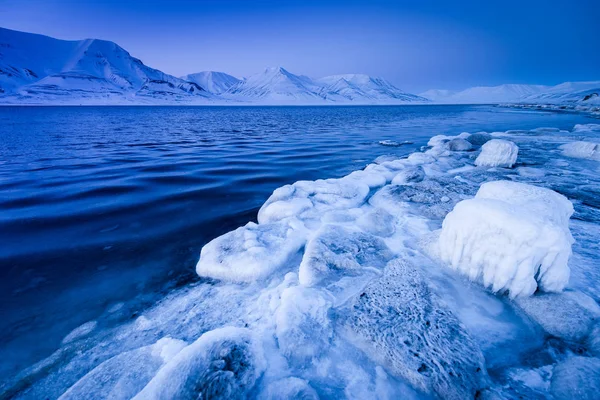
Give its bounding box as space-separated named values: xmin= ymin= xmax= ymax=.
xmin=439 ymin=181 xmax=574 ymax=298
xmin=298 ymin=224 xmax=394 ymax=287
xmin=196 ymin=220 xmax=307 ymax=282
xmin=257 ymin=178 xmax=371 ymax=225
xmin=341 ymin=258 xmax=488 ymax=399
xmin=134 ymin=327 xmax=265 ymax=400
xmin=559 ymin=141 xmax=600 ymax=161
xmin=475 ymin=139 xmax=519 ymax=168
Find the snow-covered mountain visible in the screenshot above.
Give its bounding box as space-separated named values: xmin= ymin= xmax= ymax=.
xmin=0 ymin=27 xmax=208 ymax=104
xmin=180 ymin=71 xmax=241 ymax=95
xmin=223 ymin=67 xmax=325 ymax=103
xmin=421 ymin=81 xmax=600 ymax=105
xmin=219 ymin=67 xmax=426 ymax=104
xmin=523 ymin=81 xmax=600 ymax=104
xmin=420 ymin=84 xmax=549 ymax=104
xmin=317 ymin=74 xmax=426 ymax=102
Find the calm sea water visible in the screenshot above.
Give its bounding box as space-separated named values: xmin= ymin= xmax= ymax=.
xmin=0 ymin=105 xmax=595 ymax=376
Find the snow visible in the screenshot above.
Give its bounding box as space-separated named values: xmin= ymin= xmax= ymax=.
xmin=438 ymin=180 xmax=574 ymax=298
xmin=9 ymin=122 xmax=600 ymax=399
xmin=475 ymin=139 xmax=519 ymax=167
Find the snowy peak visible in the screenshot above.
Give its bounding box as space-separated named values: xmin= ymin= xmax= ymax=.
xmin=225 ymin=66 xmax=323 ymax=102
xmin=181 ymin=71 xmax=240 ymax=94
xmin=0 ymin=27 xmax=207 ymax=101
xmin=318 ymin=74 xmax=427 ymax=102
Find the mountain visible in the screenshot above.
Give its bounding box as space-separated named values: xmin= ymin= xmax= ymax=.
xmin=421 ymin=81 xmax=600 ymax=105
xmin=220 ymin=67 xmax=427 ymax=104
xmin=0 ymin=28 xmax=426 ymax=105
xmin=317 ymin=74 xmax=427 ymax=102
xmin=420 ymin=84 xmax=549 ymax=104
xmin=0 ymin=27 xmax=208 ymax=104
xmin=223 ymin=67 xmax=325 ymax=103
xmin=522 ymin=81 xmax=600 ymax=104
xmin=180 ymin=71 xmax=241 ymax=94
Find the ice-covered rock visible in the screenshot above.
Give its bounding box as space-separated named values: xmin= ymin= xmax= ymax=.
xmin=559 ymin=141 xmax=600 ymax=161
xmin=391 ymin=166 xmax=425 ymax=185
xmin=298 ymin=224 xmax=394 ymax=287
xmin=439 ymin=181 xmax=574 ymax=298
xmin=257 ymin=178 xmax=371 ymax=226
xmin=341 ymin=258 xmax=488 ymax=399
xmin=475 ymin=139 xmax=519 ymax=167
xmin=550 ymin=356 xmax=600 ymax=400
xmin=134 ymin=327 xmax=265 ymax=400
xmin=447 ymin=138 xmax=473 ymax=151
xmin=196 ymin=220 xmax=307 ymax=282
xmin=515 ymin=290 xmax=600 ymax=341
xmin=466 ymin=132 xmax=492 ymax=146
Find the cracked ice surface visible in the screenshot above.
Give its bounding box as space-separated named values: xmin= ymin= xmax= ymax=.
xmin=6 ymin=123 xmax=600 ymax=399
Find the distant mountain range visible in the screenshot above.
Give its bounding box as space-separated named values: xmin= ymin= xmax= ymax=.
xmin=0 ymin=28 xmax=425 ymax=105
xmin=0 ymin=27 xmax=598 ymax=106
xmin=420 ymin=82 xmax=600 ymax=105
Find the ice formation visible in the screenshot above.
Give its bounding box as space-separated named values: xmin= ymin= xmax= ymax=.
xmin=341 ymin=258 xmax=488 ymax=399
xmin=559 ymin=141 xmax=600 ymax=161
xmin=8 ymin=124 xmax=600 ymax=399
xmin=439 ymin=180 xmax=574 ymax=298
xmin=474 ymin=139 xmax=519 ymax=167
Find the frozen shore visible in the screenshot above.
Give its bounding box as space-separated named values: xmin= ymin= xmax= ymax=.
xmin=4 ymin=123 xmax=600 ymax=399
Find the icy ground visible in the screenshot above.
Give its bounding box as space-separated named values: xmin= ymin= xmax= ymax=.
xmin=4 ymin=124 xmax=600 ymax=399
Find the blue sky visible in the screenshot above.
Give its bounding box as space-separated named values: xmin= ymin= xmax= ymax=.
xmin=0 ymin=0 xmax=598 ymax=92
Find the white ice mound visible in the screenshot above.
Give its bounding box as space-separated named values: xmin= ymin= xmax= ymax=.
xmin=257 ymin=177 xmax=372 ymax=226
xmin=475 ymin=139 xmax=519 ymax=168
xmin=298 ymin=224 xmax=394 ymax=287
xmin=196 ymin=219 xmax=307 ymax=282
xmin=559 ymin=141 xmax=600 ymax=161
xmin=439 ymin=180 xmax=574 ymax=298
xmin=134 ymin=327 xmax=265 ymax=400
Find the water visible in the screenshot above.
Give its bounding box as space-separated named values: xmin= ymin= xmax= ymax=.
xmin=0 ymin=105 xmax=595 ymax=380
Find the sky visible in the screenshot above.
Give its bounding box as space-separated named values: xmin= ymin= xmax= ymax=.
xmin=0 ymin=0 xmax=598 ymax=93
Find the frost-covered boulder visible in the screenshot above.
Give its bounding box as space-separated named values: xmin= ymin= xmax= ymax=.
xmin=439 ymin=181 xmax=574 ymax=298
xmin=559 ymin=141 xmax=600 ymax=161
xmin=550 ymin=356 xmax=600 ymax=400
xmin=342 ymin=258 xmax=488 ymax=399
xmin=466 ymin=132 xmax=492 ymax=146
xmin=447 ymin=138 xmax=473 ymax=151
xmin=515 ymin=290 xmax=600 ymax=341
xmin=134 ymin=327 xmax=265 ymax=400
xmin=391 ymin=166 xmax=425 ymax=185
xmin=298 ymin=224 xmax=394 ymax=287
xmin=196 ymin=220 xmax=307 ymax=282
xmin=475 ymin=139 xmax=519 ymax=168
